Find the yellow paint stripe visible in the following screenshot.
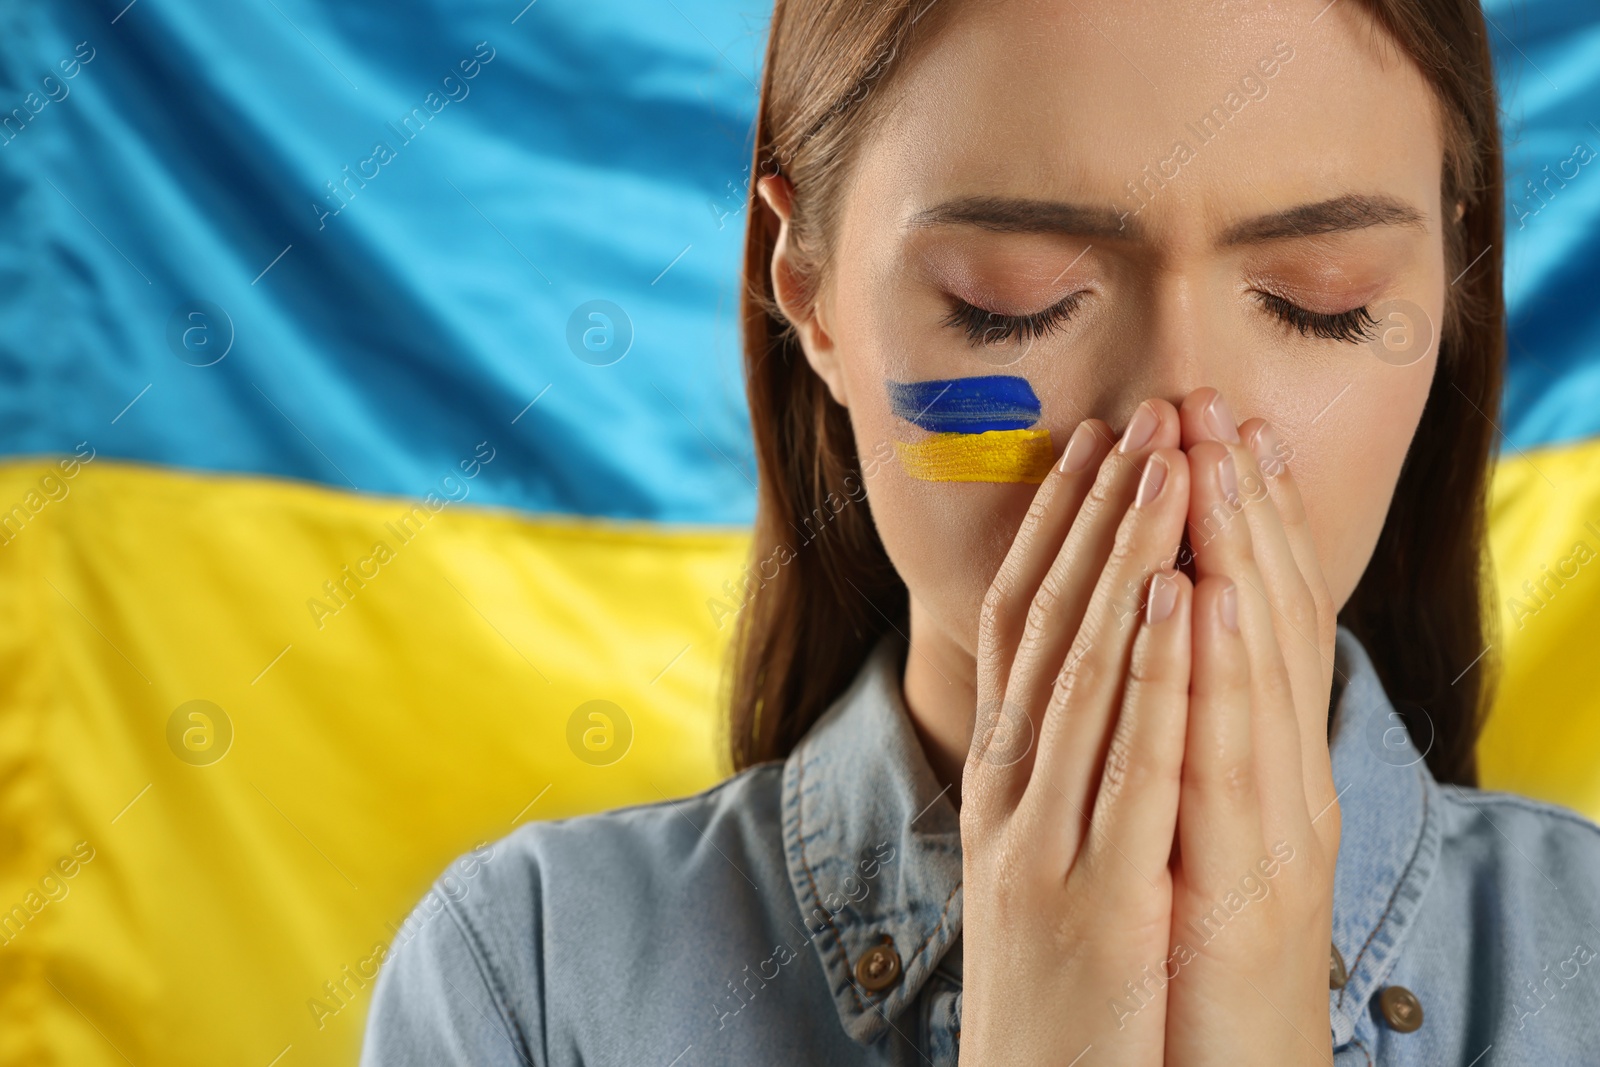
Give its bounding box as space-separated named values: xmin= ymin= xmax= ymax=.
xmin=894 ymin=428 xmax=1055 ymax=484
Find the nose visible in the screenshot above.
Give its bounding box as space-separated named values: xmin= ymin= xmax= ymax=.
xmin=1090 ymin=272 xmax=1251 ymax=442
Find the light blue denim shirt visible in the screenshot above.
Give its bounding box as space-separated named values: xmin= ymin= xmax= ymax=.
xmin=361 ymin=627 xmax=1600 ymax=1066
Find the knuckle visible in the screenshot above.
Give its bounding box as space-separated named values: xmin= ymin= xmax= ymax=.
xmin=1027 ymin=568 xmax=1066 ymax=627
xmin=978 ymin=584 xmax=1015 ymax=648
xmin=1099 ymin=723 xmax=1175 ymax=802
xmin=1100 ymin=732 xmax=1132 ymax=795
xmin=1014 ymin=623 xmax=1050 ymax=666
xmin=959 ymin=795 xmax=992 ymax=839
xmin=1124 ymin=636 xmax=1168 ymax=689
xmin=1191 ymin=756 xmax=1255 ymax=806
xmin=1105 ymin=522 xmax=1143 ymax=572
xmin=1021 ymin=493 xmax=1053 ymax=533
xmin=1084 ymin=463 xmax=1123 ymax=513
xmin=1053 ymin=642 xmax=1101 ymax=698
xmin=980 ymin=828 xmax=1044 ymax=899
xmin=960 ymin=783 xmax=1007 ymax=842
xmin=1281 ymin=581 xmax=1318 ymax=636
xmin=1218 ymin=760 xmax=1256 ymax=804
xmin=981 ymin=570 xmax=1014 ymax=622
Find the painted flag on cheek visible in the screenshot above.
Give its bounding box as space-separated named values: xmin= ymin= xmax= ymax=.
xmin=886 ymin=375 xmax=1055 ymax=483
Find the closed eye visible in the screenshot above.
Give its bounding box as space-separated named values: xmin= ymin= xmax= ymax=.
xmin=940 ymin=291 xmax=1085 ymax=348
xmin=1254 ymin=290 xmax=1378 ymax=344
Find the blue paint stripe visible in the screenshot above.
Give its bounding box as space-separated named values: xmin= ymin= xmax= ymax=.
xmin=886 ymin=376 xmax=1042 ymax=433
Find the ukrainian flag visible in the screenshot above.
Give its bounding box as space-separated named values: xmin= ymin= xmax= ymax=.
xmin=0 ymin=1 xmax=1593 ymax=1064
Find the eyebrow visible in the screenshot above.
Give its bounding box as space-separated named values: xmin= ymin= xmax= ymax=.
xmin=1218 ymin=194 xmax=1429 ymax=244
xmin=904 ymin=192 xmax=1428 ymax=245
xmin=905 ymin=196 xmax=1132 ymax=238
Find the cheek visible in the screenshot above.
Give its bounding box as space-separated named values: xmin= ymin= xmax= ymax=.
xmin=834 ymin=316 xmax=1065 ymax=654
xmin=858 ymin=452 xmax=1034 ymax=651
xmin=1290 ymin=360 xmax=1436 ymax=611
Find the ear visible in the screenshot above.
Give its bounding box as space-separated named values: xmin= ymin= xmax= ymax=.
xmin=1453 ymin=199 xmax=1466 ymax=224
xmin=755 ymin=174 xmax=850 ymax=408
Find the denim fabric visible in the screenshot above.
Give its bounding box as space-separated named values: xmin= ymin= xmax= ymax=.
xmin=360 ymin=627 xmax=1600 ymax=1066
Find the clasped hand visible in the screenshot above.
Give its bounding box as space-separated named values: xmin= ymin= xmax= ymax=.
xmin=958 ymin=388 xmax=1342 ymax=1066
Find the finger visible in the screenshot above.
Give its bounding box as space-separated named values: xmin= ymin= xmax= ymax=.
xmin=1239 ymin=417 xmax=1340 ymax=827
xmin=976 ymin=417 xmax=1115 ymax=695
xmin=1181 ymin=575 xmax=1264 ymax=887
xmin=1229 ymin=424 xmax=1319 ymax=672
xmin=967 ymin=417 xmax=1115 ymax=810
xmin=1180 ymin=391 xmax=1318 ymax=667
xmin=1180 ymin=387 xmax=1334 ymax=669
xmin=1177 ymin=385 xmax=1242 ymax=451
xmin=1080 ymin=569 xmax=1192 ymax=883
xmin=1212 ymin=428 xmax=1321 ymax=768
xmin=1021 ymin=445 xmax=1191 ymax=862
xmin=1184 ymin=440 xmax=1307 ymax=842
xmin=994 ymin=399 xmax=1181 ymax=793
xmin=1182 ymin=388 xmax=1337 ymax=828
xmin=1239 ymin=417 xmax=1337 ymax=659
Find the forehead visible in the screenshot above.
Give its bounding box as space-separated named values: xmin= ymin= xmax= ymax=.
xmin=855 ymin=0 xmax=1445 ymax=239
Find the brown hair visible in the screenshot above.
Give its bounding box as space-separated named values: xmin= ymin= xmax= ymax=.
xmin=727 ymin=0 xmax=1504 ymax=786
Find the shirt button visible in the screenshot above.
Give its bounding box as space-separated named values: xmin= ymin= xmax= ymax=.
xmin=1378 ymin=985 xmax=1424 ymax=1032
xmin=1329 ymin=942 xmax=1348 ymax=989
xmin=854 ymin=935 xmax=903 ymax=993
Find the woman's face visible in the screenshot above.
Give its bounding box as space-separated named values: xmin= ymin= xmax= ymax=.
xmin=768 ymin=0 xmax=1447 ymax=664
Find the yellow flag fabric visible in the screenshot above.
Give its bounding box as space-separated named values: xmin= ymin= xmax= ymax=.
xmin=1482 ymin=435 xmax=1600 ymax=816
xmin=0 ymin=459 xmax=745 ymax=1066
xmin=0 ymin=442 xmax=1596 ymax=1065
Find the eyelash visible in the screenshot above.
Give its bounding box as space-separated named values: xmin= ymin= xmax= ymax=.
xmin=940 ymin=289 xmax=1380 ymax=347
xmin=1254 ymin=291 xmax=1379 ymax=344
xmin=940 ymin=291 xmax=1085 ymax=347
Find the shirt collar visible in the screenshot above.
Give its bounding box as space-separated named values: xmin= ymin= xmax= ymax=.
xmin=780 ymin=624 xmax=1440 ymax=1048
xmin=1325 ymin=625 xmax=1443 ymax=1045
xmin=780 ymin=629 xmax=962 ymax=1045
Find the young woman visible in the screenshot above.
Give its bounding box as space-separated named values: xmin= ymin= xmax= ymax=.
xmin=361 ymin=0 xmax=1600 ymax=1063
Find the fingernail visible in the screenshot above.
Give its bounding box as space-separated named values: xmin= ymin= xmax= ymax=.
xmin=1218 ymin=580 xmax=1238 ymax=632
xmin=1217 ymin=451 xmax=1239 ymax=505
xmin=1205 ymin=393 xmax=1242 ymax=443
xmin=1118 ymin=402 xmax=1159 ymax=454
xmin=1059 ymin=421 xmax=1097 ymax=473
xmin=1146 ymin=570 xmax=1179 ymax=625
xmin=1134 ymin=453 xmax=1168 ymax=507
xmin=1251 ymin=422 xmax=1285 ymax=474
